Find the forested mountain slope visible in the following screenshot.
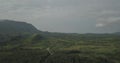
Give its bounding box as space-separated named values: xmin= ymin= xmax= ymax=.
xmin=0 ymin=20 xmax=120 ymax=63
xmin=0 ymin=20 xmax=39 ymax=33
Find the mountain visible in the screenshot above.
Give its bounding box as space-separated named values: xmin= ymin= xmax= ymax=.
xmin=0 ymin=20 xmax=120 ymax=63
xmin=0 ymin=20 xmax=40 ymax=33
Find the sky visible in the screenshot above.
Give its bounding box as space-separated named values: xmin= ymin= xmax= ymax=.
xmin=0 ymin=0 xmax=120 ymax=33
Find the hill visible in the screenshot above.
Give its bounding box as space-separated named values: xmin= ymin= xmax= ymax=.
xmin=0 ymin=20 xmax=120 ymax=63
xmin=0 ymin=20 xmax=39 ymax=33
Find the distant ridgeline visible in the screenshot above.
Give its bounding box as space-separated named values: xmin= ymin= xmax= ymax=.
xmin=0 ymin=20 xmax=40 ymax=33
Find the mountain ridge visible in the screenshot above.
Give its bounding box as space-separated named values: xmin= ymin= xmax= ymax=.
xmin=0 ymin=20 xmax=40 ymax=33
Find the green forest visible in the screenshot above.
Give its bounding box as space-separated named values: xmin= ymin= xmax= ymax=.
xmin=0 ymin=33 xmax=120 ymax=63
xmin=0 ymin=20 xmax=120 ymax=63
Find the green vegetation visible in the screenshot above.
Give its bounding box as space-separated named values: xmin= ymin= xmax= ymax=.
xmin=0 ymin=20 xmax=39 ymax=33
xmin=0 ymin=33 xmax=120 ymax=63
xmin=0 ymin=20 xmax=120 ymax=63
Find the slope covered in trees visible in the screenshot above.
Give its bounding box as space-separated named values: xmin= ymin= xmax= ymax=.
xmin=0 ymin=20 xmax=39 ymax=33
xmin=0 ymin=33 xmax=120 ymax=63
xmin=0 ymin=20 xmax=120 ymax=63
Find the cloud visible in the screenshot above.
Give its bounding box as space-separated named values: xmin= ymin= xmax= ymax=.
xmin=94 ymin=0 xmax=120 ymax=28
xmin=0 ymin=0 xmax=120 ymax=33
xmin=96 ymin=12 xmax=120 ymax=27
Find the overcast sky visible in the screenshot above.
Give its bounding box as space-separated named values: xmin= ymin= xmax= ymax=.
xmin=0 ymin=0 xmax=120 ymax=33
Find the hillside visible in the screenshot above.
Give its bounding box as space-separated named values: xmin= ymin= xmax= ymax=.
xmin=0 ymin=32 xmax=120 ymax=63
xmin=0 ymin=20 xmax=39 ymax=33
xmin=0 ymin=20 xmax=120 ymax=63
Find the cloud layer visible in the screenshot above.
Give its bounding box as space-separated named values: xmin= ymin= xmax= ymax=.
xmin=0 ymin=0 xmax=120 ymax=33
